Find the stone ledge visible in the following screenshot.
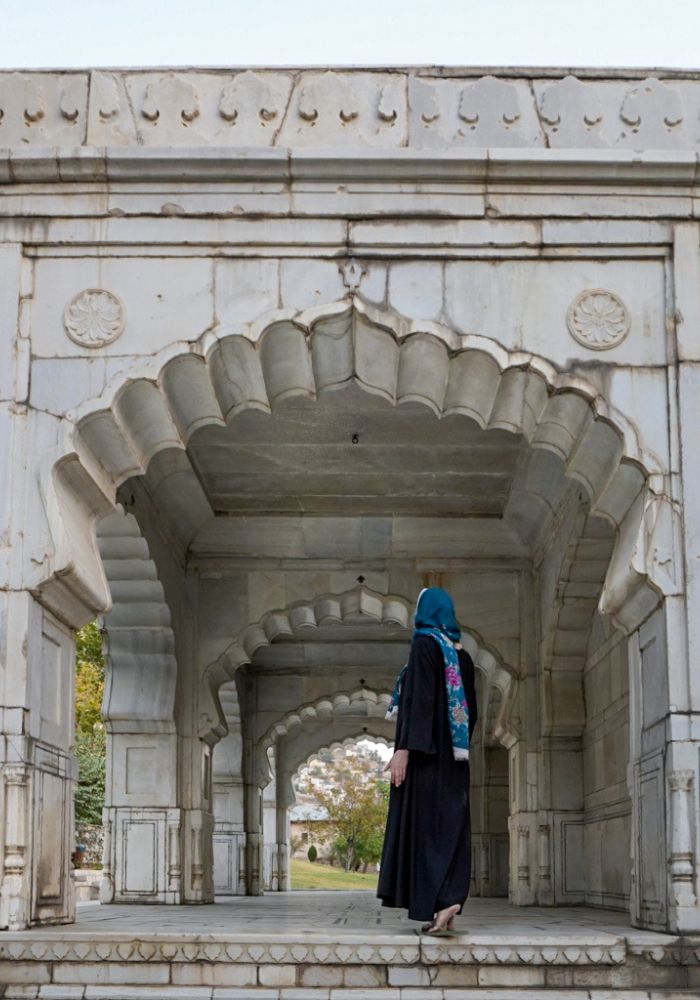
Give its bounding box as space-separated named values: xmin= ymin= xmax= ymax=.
xmin=1 ymin=931 xmax=696 ymax=967
xmin=0 ymin=146 xmax=698 ymax=187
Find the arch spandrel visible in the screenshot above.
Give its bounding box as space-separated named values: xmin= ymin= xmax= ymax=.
xmin=37 ymin=299 xmax=669 ymax=633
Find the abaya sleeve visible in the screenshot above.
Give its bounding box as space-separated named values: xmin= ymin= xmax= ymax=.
xmin=394 ymin=635 xmax=439 ymax=755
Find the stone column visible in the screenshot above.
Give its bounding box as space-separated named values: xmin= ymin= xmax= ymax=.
xmin=0 ymin=594 xmax=77 ymax=930
xmin=212 ymin=721 xmax=245 ymax=896
xmin=262 ymin=775 xmax=277 ymax=891
xmin=275 ymin=755 xmax=295 ymax=893
xmin=243 ymin=780 xmax=263 ymax=896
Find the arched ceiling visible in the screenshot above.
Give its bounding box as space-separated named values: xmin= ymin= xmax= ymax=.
xmin=67 ymin=303 xmax=652 ymax=573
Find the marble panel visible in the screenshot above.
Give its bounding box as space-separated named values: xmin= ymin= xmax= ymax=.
xmin=30 ymin=257 xmax=214 ymax=359
xmin=216 ymin=259 xmax=280 ymax=327
xmin=280 ymin=260 xmax=346 ymax=312
xmin=445 ymin=259 xmax=667 ymax=366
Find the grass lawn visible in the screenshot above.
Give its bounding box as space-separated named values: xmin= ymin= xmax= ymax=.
xmin=291 ymin=858 xmax=379 ymax=890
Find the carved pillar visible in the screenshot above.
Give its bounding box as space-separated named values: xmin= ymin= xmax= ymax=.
xmin=0 ymin=764 xmax=31 ymax=930
xmin=275 ymin=759 xmax=294 ymax=893
xmin=517 ymin=826 xmax=530 ymax=887
xmin=668 ymin=770 xmax=696 ymax=908
xmin=244 ymin=781 xmax=263 ymax=896
xmin=262 ymin=775 xmax=277 ymax=892
xmin=537 ymin=822 xmax=553 ymax=904
xmin=479 ymin=839 xmax=490 ymax=896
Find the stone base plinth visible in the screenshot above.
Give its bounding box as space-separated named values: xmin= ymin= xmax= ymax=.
xmin=1 ymin=894 xmax=698 ymax=997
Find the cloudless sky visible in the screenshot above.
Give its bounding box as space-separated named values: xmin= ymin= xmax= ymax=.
xmin=1 ymin=0 xmax=699 ymax=70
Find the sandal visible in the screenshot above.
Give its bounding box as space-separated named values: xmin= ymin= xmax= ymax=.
xmin=421 ymin=903 xmax=461 ymax=936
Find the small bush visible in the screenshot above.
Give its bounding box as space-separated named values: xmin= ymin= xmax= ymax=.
xmin=307 ymin=844 xmax=318 ymax=863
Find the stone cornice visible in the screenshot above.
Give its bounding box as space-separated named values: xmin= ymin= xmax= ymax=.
xmin=1 ymin=146 xmax=699 ymax=187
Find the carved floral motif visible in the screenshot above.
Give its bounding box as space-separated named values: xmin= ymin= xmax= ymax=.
xmin=63 ymin=289 xmax=126 ymax=348
xmin=567 ymin=289 xmax=630 ymax=351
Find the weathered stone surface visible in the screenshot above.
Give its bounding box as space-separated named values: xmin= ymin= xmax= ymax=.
xmin=2 ymin=64 xmax=700 ymax=944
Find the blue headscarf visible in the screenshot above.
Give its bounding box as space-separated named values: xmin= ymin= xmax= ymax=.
xmin=386 ymin=588 xmax=470 ymax=761
xmin=414 ymin=586 xmax=461 ymax=643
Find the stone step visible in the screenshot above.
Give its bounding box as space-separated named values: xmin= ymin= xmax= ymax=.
xmin=2 ymin=928 xmax=698 ymax=999
xmin=2 ymin=986 xmax=700 ymax=1000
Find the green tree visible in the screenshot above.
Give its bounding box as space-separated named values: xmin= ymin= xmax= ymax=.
xmin=73 ymin=621 xmax=106 ymax=825
xmin=314 ymin=756 xmax=389 ymax=872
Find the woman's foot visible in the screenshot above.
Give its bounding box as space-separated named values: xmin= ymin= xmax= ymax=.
xmin=422 ymin=903 xmax=460 ymax=935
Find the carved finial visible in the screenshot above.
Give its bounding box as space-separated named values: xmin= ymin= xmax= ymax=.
xmin=339 ymin=259 xmax=367 ymax=292
xmin=539 ymin=76 xmax=603 ymax=129
xmin=95 ymin=75 xmax=121 ymax=122
xmin=23 ymin=81 xmax=44 ymax=124
xmin=620 ymin=77 xmax=683 ymax=131
xmin=459 ymin=76 xmax=521 ymax=129
xmin=412 ymin=80 xmax=440 ymax=125
xmin=59 ymin=82 xmax=83 ymax=123
xmin=219 ymin=72 xmax=280 ymax=127
xmin=142 ymin=75 xmax=199 ymax=125
xmin=378 ymin=85 xmax=398 ymax=123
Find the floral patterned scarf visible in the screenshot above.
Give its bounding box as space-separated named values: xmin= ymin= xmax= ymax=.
xmin=386 ymin=588 xmax=470 ymax=761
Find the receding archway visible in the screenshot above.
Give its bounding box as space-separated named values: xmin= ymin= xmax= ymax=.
xmin=30 ymin=299 xmax=677 ymax=925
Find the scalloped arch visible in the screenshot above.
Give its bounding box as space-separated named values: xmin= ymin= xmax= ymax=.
xmin=40 ymin=298 xmax=666 ymax=634
xmin=259 ymin=687 xmax=395 ymax=756
xmin=225 ymin=586 xmax=518 ymax=752
xmin=69 ymin=299 xmax=660 ymax=492
xmin=290 ymin=733 xmax=394 ymax=781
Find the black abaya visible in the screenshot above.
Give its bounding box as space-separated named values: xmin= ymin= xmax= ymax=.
xmin=377 ymin=634 xmax=478 ymax=922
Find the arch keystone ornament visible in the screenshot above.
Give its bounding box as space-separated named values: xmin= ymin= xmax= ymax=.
xmin=63 ymin=288 xmax=126 ymax=348
xmin=566 ymin=288 xmax=630 ymax=351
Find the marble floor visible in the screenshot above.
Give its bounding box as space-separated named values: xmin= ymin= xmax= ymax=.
xmin=26 ymin=892 xmax=673 ymax=944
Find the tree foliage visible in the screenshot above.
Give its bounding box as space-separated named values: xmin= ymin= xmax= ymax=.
xmin=311 ymin=749 xmax=389 ymax=872
xmin=73 ymin=621 xmax=106 ymax=825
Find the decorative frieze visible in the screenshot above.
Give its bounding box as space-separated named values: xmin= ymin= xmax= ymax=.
xmin=1 ymin=70 xmax=699 ymax=149
xmin=0 ymin=933 xmax=634 ymax=966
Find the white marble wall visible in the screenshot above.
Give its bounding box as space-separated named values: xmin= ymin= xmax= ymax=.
xmin=1 ymin=67 xmax=699 ymax=934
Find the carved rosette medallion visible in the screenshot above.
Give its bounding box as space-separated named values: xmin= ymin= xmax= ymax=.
xmin=63 ymin=289 xmax=126 ymax=348
xmin=567 ymin=289 xmax=630 ymax=351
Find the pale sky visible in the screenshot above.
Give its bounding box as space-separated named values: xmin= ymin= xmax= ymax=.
xmin=2 ymin=0 xmax=699 ymax=70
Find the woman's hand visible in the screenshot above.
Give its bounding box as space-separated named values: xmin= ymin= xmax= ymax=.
xmin=385 ymin=749 xmax=409 ymax=788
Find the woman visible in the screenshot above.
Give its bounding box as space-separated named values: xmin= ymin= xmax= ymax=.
xmin=377 ymin=587 xmax=478 ymax=934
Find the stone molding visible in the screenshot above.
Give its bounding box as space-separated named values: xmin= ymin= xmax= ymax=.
xmin=2 ymin=145 xmax=699 ymax=186
xmin=0 ymin=932 xmax=654 ymax=966
xmin=3 ymin=930 xmax=699 ymax=967
xmin=4 ymin=69 xmax=700 ymax=154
